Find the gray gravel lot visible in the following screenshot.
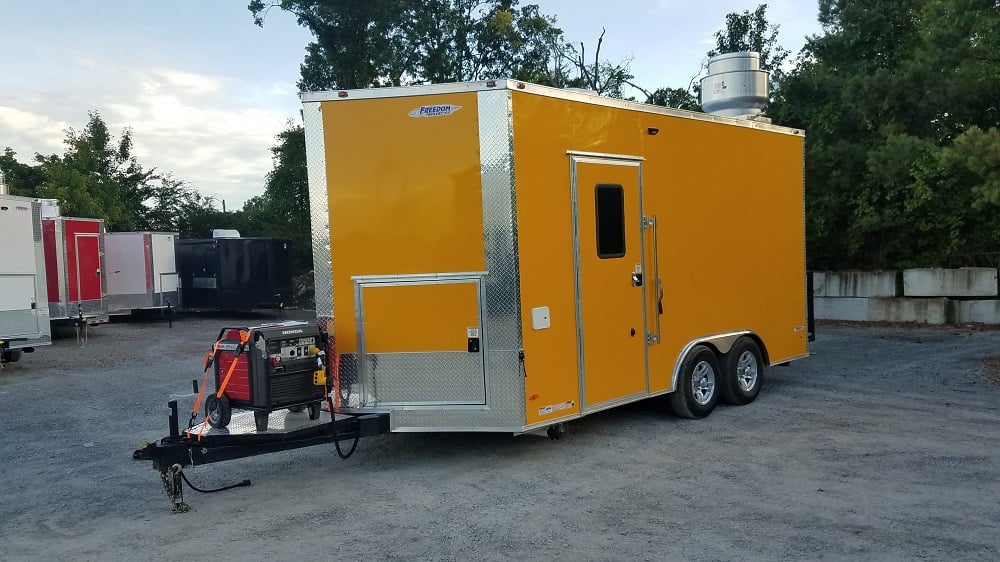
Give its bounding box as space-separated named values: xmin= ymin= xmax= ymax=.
xmin=1 ymin=313 xmax=999 ymax=561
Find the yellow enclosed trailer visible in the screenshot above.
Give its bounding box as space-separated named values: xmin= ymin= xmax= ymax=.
xmin=301 ymin=80 xmax=807 ymax=434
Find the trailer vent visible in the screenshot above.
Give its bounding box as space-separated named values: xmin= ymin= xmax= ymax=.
xmin=700 ymin=51 xmax=770 ymax=118
xmin=38 ymin=198 xmax=61 ymax=218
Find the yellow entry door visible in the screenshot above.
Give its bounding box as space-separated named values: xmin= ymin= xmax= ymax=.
xmin=572 ymin=156 xmax=647 ymax=409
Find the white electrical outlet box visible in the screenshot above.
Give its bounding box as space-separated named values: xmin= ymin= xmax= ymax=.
xmin=531 ymin=306 xmax=551 ymax=330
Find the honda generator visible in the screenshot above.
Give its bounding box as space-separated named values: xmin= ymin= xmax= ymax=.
xmin=204 ymin=321 xmax=327 ymax=432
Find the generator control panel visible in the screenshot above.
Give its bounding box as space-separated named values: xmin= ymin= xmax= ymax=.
xmin=267 ymin=336 xmax=316 ymax=361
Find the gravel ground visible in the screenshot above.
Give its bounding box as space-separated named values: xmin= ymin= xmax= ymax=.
xmin=1 ymin=314 xmax=999 ymax=561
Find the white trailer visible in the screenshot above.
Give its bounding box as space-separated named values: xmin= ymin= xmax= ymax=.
xmin=0 ymin=194 xmax=51 ymax=363
xmin=103 ymin=232 xmax=180 ymax=314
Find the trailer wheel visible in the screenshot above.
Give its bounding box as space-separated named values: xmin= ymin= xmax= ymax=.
xmin=205 ymin=394 xmax=232 ymax=428
xmin=1 ymin=350 xmax=22 ymax=363
xmin=307 ymin=402 xmax=321 ymax=421
xmin=669 ymin=345 xmax=720 ymax=419
xmin=254 ymin=411 xmax=270 ymax=432
xmin=720 ymin=337 xmax=764 ymax=405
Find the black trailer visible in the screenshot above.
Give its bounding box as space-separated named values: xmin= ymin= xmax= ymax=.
xmin=176 ymin=238 xmax=293 ymax=311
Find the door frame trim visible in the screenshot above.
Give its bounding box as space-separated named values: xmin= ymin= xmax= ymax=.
xmin=568 ymin=153 xmax=648 ymax=410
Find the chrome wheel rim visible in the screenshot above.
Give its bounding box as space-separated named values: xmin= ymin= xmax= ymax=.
xmin=736 ymin=351 xmax=759 ymax=392
xmin=691 ymin=360 xmax=716 ymax=405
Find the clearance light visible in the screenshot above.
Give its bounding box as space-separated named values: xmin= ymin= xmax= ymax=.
xmin=338 ymin=91 xmax=348 ymax=98
xmin=516 ymin=82 xmax=525 ymax=89
xmin=486 ymin=80 xmax=497 ymax=88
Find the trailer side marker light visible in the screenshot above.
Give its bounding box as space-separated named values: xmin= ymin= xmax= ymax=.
xmin=517 ymin=82 xmax=525 ymax=89
xmin=528 ymin=394 xmax=539 ymax=401
xmin=338 ymin=91 xmax=348 ymax=98
xmin=486 ymin=80 xmax=496 ymax=88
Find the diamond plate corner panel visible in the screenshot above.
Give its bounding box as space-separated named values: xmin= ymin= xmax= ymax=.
xmin=477 ymin=90 xmax=523 ymax=354
xmin=389 ymin=350 xmax=526 ymax=429
xmin=369 ymin=352 xmax=486 ymax=404
xmin=302 ymin=102 xmax=333 ymax=321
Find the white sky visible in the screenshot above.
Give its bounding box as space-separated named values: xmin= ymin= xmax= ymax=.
xmin=0 ymin=0 xmax=820 ymax=209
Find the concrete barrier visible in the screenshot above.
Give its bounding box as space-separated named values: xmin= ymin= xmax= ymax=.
xmin=813 ymin=271 xmax=898 ymax=298
xmin=813 ymin=297 xmax=869 ymax=321
xmin=952 ymin=300 xmax=1000 ymax=324
xmin=903 ymin=268 xmax=998 ymax=297
xmin=869 ymin=298 xmax=950 ymax=325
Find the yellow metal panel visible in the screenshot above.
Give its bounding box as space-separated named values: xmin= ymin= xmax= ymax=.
xmin=362 ymin=282 xmax=479 ymax=353
xmin=575 ymin=161 xmax=647 ymax=407
xmin=512 ymin=90 xmax=806 ymax=424
xmin=321 ymin=93 xmax=485 ymax=352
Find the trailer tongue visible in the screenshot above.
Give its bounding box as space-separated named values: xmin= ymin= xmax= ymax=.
xmin=132 ymin=320 xmax=389 ymax=512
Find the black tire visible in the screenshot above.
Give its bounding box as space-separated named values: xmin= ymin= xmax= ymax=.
xmin=254 ymin=411 xmax=270 ymax=432
xmin=307 ymin=402 xmax=321 ymax=420
xmin=2 ymin=349 xmax=22 ymax=363
xmin=669 ymin=345 xmax=721 ymax=419
xmin=288 ymin=405 xmax=306 ymax=413
xmin=205 ymin=394 xmax=232 ymax=428
xmin=720 ymin=337 xmax=764 ymax=405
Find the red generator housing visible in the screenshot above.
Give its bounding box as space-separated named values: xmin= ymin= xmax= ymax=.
xmin=211 ymin=321 xmax=327 ymax=432
xmin=42 ymin=215 xmax=109 ymax=324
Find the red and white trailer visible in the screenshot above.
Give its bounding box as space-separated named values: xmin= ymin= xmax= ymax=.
xmin=103 ymin=231 xmax=180 ymax=315
xmin=41 ymin=206 xmax=109 ymax=324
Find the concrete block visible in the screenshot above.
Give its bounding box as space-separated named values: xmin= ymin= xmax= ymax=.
xmin=813 ymin=297 xmax=870 ymax=321
xmin=952 ymin=300 xmax=1000 ymax=324
xmin=812 ymin=271 xmax=898 ymax=298
xmin=903 ymin=268 xmax=998 ymax=297
xmin=869 ymin=297 xmax=950 ymax=325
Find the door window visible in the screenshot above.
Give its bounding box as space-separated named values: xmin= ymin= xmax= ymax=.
xmin=595 ymin=184 xmax=626 ymax=259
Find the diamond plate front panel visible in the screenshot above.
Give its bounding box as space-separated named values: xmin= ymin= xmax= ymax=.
xmin=368 ymin=352 xmax=486 ymax=404
xmin=302 ymin=102 xmax=333 ymax=321
xmin=389 ymin=350 xmax=525 ymax=430
xmin=0 ymin=310 xmax=39 ymax=337
xmin=477 ymin=89 xmax=523 ymax=354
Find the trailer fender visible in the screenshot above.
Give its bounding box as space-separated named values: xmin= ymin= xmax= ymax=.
xmin=668 ymin=331 xmax=769 ymax=394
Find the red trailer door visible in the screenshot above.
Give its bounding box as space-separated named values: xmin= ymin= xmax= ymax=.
xmin=71 ymin=231 xmax=103 ymax=302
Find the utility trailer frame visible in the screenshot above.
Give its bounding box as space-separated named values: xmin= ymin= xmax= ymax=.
xmin=132 ymin=402 xmax=389 ymax=471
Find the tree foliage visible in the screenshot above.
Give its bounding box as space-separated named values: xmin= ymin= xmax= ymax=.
xmin=250 ymin=0 xmax=565 ymax=89
xmin=709 ymin=3 xmax=790 ymax=89
xmin=241 ymin=124 xmax=312 ymax=274
xmin=774 ymin=0 xmax=1000 ymax=269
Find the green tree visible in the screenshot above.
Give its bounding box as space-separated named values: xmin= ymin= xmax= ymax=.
xmin=249 ymin=0 xmax=565 ymax=89
xmin=33 ymin=112 xmax=156 ymax=231
xmin=240 ymin=123 xmax=312 ymax=274
xmin=709 ymin=3 xmax=790 ymax=89
xmin=0 ymin=148 xmax=46 ymax=197
xmin=774 ymin=0 xmax=1000 ymax=269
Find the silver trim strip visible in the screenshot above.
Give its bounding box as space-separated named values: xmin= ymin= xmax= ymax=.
xmin=566 ymin=150 xmax=645 ymax=161
xmin=521 ymin=413 xmax=583 ymax=432
xmin=668 ymin=330 xmax=753 ymax=393
xmin=351 ymin=271 xmax=488 ymax=283
xmin=582 ymin=391 xmax=649 ymax=415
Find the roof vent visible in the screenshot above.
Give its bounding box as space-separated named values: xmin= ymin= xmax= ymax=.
xmin=700 ymin=52 xmax=769 ymax=118
xmin=212 ymin=229 xmax=241 ymax=239
xmin=38 ymin=198 xmax=61 ymax=218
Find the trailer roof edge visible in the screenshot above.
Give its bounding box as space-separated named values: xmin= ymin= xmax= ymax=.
xmin=299 ymin=79 xmax=805 ymax=137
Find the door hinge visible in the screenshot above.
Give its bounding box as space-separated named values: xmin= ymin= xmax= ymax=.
xmin=646 ymin=333 xmax=661 ymax=344
xmin=641 ymin=215 xmax=657 ymax=230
